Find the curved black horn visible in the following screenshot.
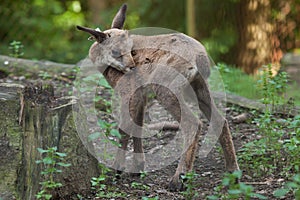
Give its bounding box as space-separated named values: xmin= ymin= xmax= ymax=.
xmin=76 ymin=25 xmax=107 ymax=43
xmin=111 ymin=4 xmax=127 ymax=29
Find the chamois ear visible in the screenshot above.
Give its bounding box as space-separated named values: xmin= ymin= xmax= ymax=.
xmin=111 ymin=4 xmax=127 ymax=29
xmin=76 ymin=25 xmax=107 ymax=43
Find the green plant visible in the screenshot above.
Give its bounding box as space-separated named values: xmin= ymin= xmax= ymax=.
xmin=78 ymin=73 xmax=122 ymax=149
xmin=88 ymin=119 xmax=121 ymax=147
xmin=38 ymin=71 xmax=53 ymax=80
xmin=273 ymin=174 xmax=300 ymax=199
xmin=76 ymin=194 xmax=83 ymax=199
xmin=91 ymin=164 xmax=125 ymax=198
xmin=207 ymin=171 xmax=267 ymax=200
xmin=9 ymin=40 xmax=24 ymax=58
xmin=282 ymin=115 xmax=300 ymax=174
xmin=257 ymin=64 xmax=289 ymax=111
xmin=180 ymin=171 xmax=199 ymax=200
xmin=239 ymin=112 xmax=300 ymax=179
xmin=238 ymin=66 xmax=298 ymax=177
xmin=35 ymin=147 xmax=71 ymax=200
xmin=140 ymin=170 xmax=148 ymax=180
xmin=131 ymin=181 xmax=150 ymax=190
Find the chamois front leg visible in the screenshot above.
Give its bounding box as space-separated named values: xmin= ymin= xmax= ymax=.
xmin=129 ymin=87 xmax=146 ymax=173
xmin=113 ymin=79 xmax=146 ymax=174
xmin=113 ymin=128 xmax=130 ymax=173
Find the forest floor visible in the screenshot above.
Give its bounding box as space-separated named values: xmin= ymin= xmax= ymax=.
xmin=0 ymin=71 xmax=297 ymax=200
xmin=82 ymin=105 xmax=295 ymax=200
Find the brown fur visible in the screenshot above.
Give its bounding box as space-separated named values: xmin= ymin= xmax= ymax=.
xmin=77 ymin=4 xmax=239 ymax=191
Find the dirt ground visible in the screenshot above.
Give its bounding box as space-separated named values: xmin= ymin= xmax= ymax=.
xmin=80 ymin=104 xmax=295 ymax=200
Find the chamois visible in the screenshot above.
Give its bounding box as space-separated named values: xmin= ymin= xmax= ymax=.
xmin=77 ymin=4 xmax=239 ymax=191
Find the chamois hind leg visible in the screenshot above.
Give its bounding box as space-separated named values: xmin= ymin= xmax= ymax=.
xmin=153 ymin=85 xmax=202 ymax=191
xmin=191 ymin=73 xmax=239 ymax=172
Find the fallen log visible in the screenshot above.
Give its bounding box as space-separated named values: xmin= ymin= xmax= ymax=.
xmin=212 ymin=91 xmax=300 ymax=117
xmin=0 ymin=55 xmax=75 ymax=77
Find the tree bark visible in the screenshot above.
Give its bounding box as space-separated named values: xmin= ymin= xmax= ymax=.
xmin=87 ymin=0 xmax=108 ymax=25
xmin=236 ymin=0 xmax=274 ymax=74
xmin=186 ymin=0 xmax=196 ymax=38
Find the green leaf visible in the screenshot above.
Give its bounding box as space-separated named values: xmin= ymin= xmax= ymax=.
xmin=293 ymin=174 xmax=300 ymax=183
xmin=98 ymin=77 xmax=111 ymax=89
xmin=207 ymin=195 xmax=219 ymax=200
xmin=37 ymin=148 xmax=48 ymax=154
xmin=109 ymin=140 xmax=121 ymax=147
xmin=239 ymin=182 xmax=253 ymax=192
xmin=232 ymin=170 xmax=242 ymax=179
xmin=57 ymin=162 xmax=71 ymax=167
xmin=54 ymin=182 xmax=63 ymax=188
xmin=222 ymin=177 xmax=230 ymax=186
xmin=35 ymin=160 xmax=42 ymax=164
xmin=44 ymin=194 xmax=52 ymax=200
xmin=98 ymin=119 xmax=109 ymax=128
xmin=41 ymin=171 xmax=49 ymax=175
xmin=251 ymin=193 xmax=268 ymax=199
xmin=110 ymin=129 xmax=121 ymax=139
xmin=55 ymin=152 xmax=67 ymax=157
xmin=98 ymin=177 xmax=106 ymax=181
xmin=286 ymin=182 xmax=299 ymax=189
xmin=50 ymin=146 xmax=58 ymax=151
xmin=42 ymin=157 xmax=54 ymax=164
xmin=88 ymin=132 xmax=101 ymax=141
xmin=228 ymin=189 xmax=242 ymax=195
xmin=273 ymin=188 xmax=289 ymax=197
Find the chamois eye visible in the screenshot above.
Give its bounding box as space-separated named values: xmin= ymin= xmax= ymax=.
xmin=112 ymin=50 xmax=121 ymax=58
xmin=131 ymin=50 xmax=137 ymax=56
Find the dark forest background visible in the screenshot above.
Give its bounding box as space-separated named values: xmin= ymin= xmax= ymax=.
xmin=1 ymin=0 xmax=299 ymax=74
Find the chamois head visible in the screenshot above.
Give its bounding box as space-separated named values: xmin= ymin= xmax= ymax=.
xmin=77 ymin=4 xmax=135 ymax=72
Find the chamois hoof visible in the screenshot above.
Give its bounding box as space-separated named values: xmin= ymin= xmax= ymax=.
xmin=168 ymin=174 xmax=185 ymax=192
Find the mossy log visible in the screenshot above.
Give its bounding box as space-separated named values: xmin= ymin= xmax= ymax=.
xmin=0 ymin=55 xmax=76 ymax=77
xmin=0 ymin=83 xmax=99 ymax=200
xmin=213 ymin=92 xmax=300 ymax=117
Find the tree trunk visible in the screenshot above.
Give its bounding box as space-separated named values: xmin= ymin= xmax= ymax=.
xmin=236 ymin=0 xmax=274 ymax=74
xmin=186 ymin=0 xmax=196 ymax=38
xmin=87 ymin=0 xmax=108 ymax=25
